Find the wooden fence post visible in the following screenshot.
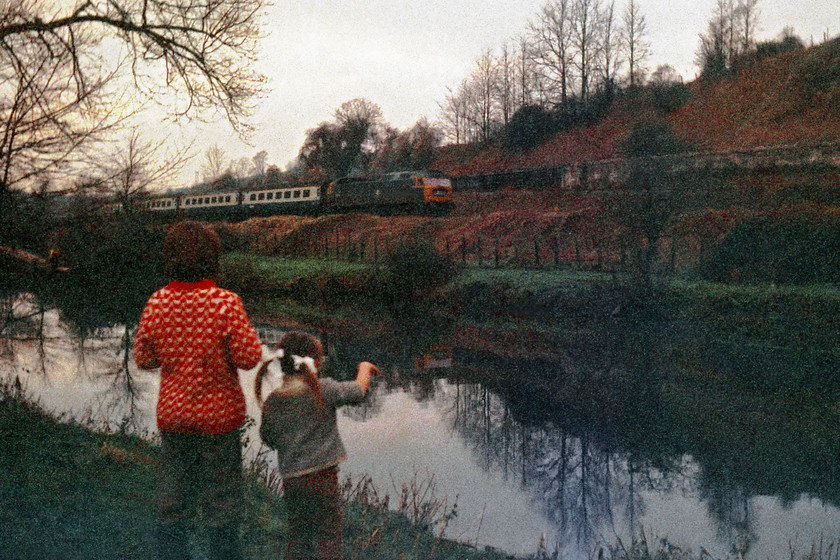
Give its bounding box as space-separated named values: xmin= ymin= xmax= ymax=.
xmin=670 ymin=235 xmax=678 ymax=273
xmin=461 ymin=235 xmax=467 ymax=266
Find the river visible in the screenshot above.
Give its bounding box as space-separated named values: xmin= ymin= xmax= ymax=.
xmin=2 ymin=293 xmax=839 ymax=558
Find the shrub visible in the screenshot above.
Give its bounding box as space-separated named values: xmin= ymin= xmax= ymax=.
xmin=649 ymin=82 xmax=691 ymax=113
xmin=381 ymin=240 xmax=458 ymax=316
xmin=699 ymin=209 xmax=840 ymax=284
xmin=622 ymin=119 xmax=689 ymax=158
xmin=52 ymin=217 xmax=166 ymax=332
xmin=502 ymin=104 xmax=559 ymax=152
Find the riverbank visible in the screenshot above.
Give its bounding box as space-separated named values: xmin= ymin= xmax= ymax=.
xmin=218 ymin=251 xmax=840 ymax=357
xmin=0 ymin=379 xmax=521 ymax=560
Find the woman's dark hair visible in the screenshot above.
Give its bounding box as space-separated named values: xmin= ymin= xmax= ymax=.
xmin=163 ymin=221 xmax=221 ymax=282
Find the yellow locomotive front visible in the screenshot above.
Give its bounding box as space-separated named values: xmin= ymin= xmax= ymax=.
xmin=418 ymin=175 xmax=453 ymax=203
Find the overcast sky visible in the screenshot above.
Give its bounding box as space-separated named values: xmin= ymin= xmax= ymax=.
xmin=176 ymin=0 xmax=840 ymax=183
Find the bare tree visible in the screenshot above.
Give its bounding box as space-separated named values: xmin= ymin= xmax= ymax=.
xmin=438 ymin=84 xmax=469 ymax=144
xmin=202 ymin=144 xmax=227 ymax=181
xmin=496 ymin=41 xmax=518 ymax=126
xmin=97 ymin=129 xmax=192 ymax=210
xmin=373 ymin=118 xmax=443 ymax=172
xmin=0 ymin=7 xmax=119 ymax=196
xmin=529 ymin=0 xmax=574 ymax=105
xmin=468 ymin=49 xmax=501 ymax=143
xmin=299 ymin=98 xmax=386 ymax=178
xmin=736 ymin=0 xmax=761 ymax=55
xmin=698 ymin=0 xmax=760 ymax=75
xmin=252 ymin=150 xmax=268 ymax=176
xmin=334 ymin=98 xmax=385 ymax=173
xmin=515 ymin=34 xmax=541 ymax=107
xmin=622 ymin=0 xmax=650 ymax=88
xmin=570 ymin=0 xmax=602 ymax=101
xmin=598 ymin=0 xmax=622 ymax=90
xmin=229 ymin=156 xmax=252 ymax=178
xmin=0 ymin=0 xmax=266 ymax=194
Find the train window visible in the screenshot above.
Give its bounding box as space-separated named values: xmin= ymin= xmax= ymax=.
xmin=210 ymin=196 xmax=216 ymax=203
xmin=227 ymin=196 xmax=232 ymax=203
xmin=204 ymin=197 xmax=209 ymax=204
xmin=284 ymin=191 xmax=291 ymax=199
xmin=303 ymin=189 xmax=310 ymax=198
xmin=266 ymin=192 xmax=273 ymax=200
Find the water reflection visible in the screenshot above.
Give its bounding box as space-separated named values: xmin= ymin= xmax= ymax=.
xmin=2 ymin=289 xmax=840 ymax=558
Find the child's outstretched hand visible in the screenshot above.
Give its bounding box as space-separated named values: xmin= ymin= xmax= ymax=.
xmin=356 ymin=361 xmax=380 ymax=393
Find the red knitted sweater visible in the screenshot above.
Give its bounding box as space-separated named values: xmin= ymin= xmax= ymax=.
xmin=133 ymin=280 xmax=263 ymax=435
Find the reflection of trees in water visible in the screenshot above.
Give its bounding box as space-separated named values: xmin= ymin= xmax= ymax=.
xmin=0 ymin=291 xmax=152 ymax=432
xmin=87 ymin=325 xmax=150 ymax=433
xmin=442 ymin=380 xmax=691 ymax=554
xmin=0 ymin=293 xmax=51 ymax=376
xmin=698 ymin=461 xmax=755 ymax=557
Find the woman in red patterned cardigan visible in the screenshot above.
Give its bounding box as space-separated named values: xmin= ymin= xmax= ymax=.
xmin=133 ymin=221 xmax=263 ymax=560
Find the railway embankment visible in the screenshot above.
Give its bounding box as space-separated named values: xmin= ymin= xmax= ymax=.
xmin=218 ymin=250 xmax=840 ymax=361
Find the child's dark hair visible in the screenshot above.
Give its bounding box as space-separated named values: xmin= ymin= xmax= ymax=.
xmin=255 ymin=331 xmax=325 ymax=408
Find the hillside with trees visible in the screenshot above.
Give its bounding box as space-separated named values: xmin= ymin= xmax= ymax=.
xmin=433 ymin=34 xmax=840 ymax=176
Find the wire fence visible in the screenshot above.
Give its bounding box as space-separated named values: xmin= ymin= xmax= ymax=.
xmin=315 ymin=231 xmax=708 ymax=275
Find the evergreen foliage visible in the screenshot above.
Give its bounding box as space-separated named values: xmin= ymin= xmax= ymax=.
xmin=700 ymin=208 xmax=840 ymax=285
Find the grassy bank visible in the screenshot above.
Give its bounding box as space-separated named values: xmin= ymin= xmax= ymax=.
xmin=0 ymin=380 xmax=520 ymax=560
xmin=219 ymin=251 xmax=840 ymax=355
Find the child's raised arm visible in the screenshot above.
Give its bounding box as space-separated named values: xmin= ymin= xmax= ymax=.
xmin=355 ymin=361 xmax=380 ymax=394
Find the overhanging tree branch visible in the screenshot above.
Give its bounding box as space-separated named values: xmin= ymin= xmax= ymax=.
xmin=0 ymin=0 xmax=266 ymax=196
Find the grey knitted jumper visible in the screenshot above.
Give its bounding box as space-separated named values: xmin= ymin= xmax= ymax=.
xmin=260 ymin=376 xmax=366 ymax=478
